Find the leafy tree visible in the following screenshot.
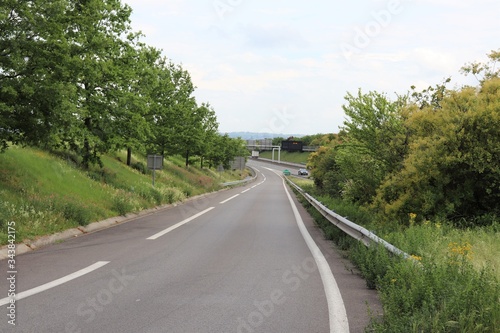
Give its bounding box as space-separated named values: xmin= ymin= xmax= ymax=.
xmin=307 ymin=146 xmax=343 ymax=196
xmin=461 ymin=49 xmax=500 ymax=83
xmin=194 ymin=103 xmax=219 ymax=168
xmin=148 ymin=62 xmax=196 ymax=160
xmin=63 ymin=0 xmax=138 ymax=168
xmin=336 ymin=90 xmax=409 ymax=203
xmin=0 ymin=0 xmax=77 ymax=150
xmin=373 ymin=76 xmax=500 ymax=223
xmin=111 ymin=44 xmax=162 ymax=166
xmin=205 ymin=134 xmax=227 ymax=169
xmin=205 ymin=134 xmax=246 ymax=170
xmin=410 ymin=77 xmax=451 ymax=110
xmin=272 ymin=137 xmax=284 ymax=146
xmin=308 ymin=133 xmax=339 ymax=147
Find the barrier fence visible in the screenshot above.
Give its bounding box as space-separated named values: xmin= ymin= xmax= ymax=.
xmin=284 ymin=176 xmax=411 ymax=259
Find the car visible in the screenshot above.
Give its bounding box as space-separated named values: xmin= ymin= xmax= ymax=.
xmin=283 ymin=169 xmax=291 ymax=176
xmin=298 ymin=168 xmax=309 ymax=176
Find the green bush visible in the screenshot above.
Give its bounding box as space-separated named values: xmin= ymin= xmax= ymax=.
xmin=62 ymin=202 xmax=91 ymax=226
xmin=87 ymin=167 xmax=117 ymax=184
xmin=149 ymin=187 xmax=163 ymax=205
xmin=349 ymin=243 xmax=394 ymax=289
xmin=131 ymin=161 xmax=147 ymax=174
xmin=111 ymin=195 xmax=133 ymax=216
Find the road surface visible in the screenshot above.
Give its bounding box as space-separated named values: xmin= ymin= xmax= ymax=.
xmin=0 ymin=160 xmax=381 ymax=332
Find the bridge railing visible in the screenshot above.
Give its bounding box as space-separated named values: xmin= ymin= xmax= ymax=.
xmin=246 ymin=145 xmax=319 ymax=152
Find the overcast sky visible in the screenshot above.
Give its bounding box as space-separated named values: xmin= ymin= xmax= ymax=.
xmin=123 ymin=0 xmax=499 ymax=135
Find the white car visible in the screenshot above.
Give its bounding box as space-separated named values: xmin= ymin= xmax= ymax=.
xmin=298 ymin=168 xmax=309 ymax=176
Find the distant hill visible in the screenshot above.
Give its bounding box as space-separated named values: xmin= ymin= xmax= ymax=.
xmin=224 ymin=132 xmax=304 ymax=140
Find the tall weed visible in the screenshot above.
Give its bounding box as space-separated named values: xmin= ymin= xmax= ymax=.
xmin=290 ymin=182 xmax=500 ymax=333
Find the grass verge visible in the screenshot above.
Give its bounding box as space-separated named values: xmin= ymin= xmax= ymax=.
xmin=0 ymin=146 xmax=249 ymax=245
xmin=288 ymin=177 xmax=500 ymax=333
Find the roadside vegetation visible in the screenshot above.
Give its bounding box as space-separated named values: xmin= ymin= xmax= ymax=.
xmin=292 ymin=171 xmax=499 ymax=333
xmin=1 ymin=1 xmax=498 ymax=331
xmin=0 ymin=1 xmax=250 ymax=245
xmin=0 ymin=146 xmax=249 ymax=246
xmin=293 ymin=51 xmax=500 ymax=332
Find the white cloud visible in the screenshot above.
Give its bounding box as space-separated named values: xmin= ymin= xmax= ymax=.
xmin=123 ymin=0 xmax=500 ymax=134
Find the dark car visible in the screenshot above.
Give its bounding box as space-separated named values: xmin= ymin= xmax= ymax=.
xmin=298 ymin=168 xmax=309 ymax=176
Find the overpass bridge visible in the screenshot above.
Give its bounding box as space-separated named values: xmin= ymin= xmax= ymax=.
xmin=246 ymin=144 xmax=318 ymax=152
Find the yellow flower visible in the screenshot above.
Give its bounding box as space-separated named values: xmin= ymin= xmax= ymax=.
xmin=410 ymin=254 xmax=422 ymax=261
xmin=448 ymin=241 xmax=474 ymax=260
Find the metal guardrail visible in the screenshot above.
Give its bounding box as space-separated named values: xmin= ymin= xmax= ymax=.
xmin=302 ymin=146 xmax=319 ymax=152
xmin=285 ymin=177 xmax=411 ymax=259
xmin=246 ymin=145 xmax=319 ymax=152
xmin=220 ymin=167 xmax=257 ymax=187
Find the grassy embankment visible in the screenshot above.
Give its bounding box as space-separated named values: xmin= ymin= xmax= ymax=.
xmin=290 ymin=177 xmax=500 ymax=332
xmin=0 ymin=146 xmax=249 ymax=245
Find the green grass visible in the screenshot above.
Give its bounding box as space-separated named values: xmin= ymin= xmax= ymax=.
xmin=287 ymin=177 xmax=500 ymax=332
xmin=258 ymin=150 xmax=310 ymax=164
xmin=0 ymin=146 xmax=248 ymax=245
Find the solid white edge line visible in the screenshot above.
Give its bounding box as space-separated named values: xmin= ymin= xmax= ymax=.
xmin=220 ymin=194 xmax=240 ymax=204
xmin=0 ymin=261 xmax=110 ymax=307
xmin=281 ymin=177 xmax=350 ymax=333
xmin=147 ymin=207 xmax=215 ymax=240
xmin=241 ymin=188 xmax=251 ymax=193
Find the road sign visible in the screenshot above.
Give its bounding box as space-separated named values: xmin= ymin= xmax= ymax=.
xmin=147 ymin=155 xmax=163 ymax=170
xmin=147 ymin=155 xmax=163 ymax=186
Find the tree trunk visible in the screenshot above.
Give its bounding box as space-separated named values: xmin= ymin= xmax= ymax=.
xmin=82 ymin=117 xmax=92 ymax=169
xmin=127 ymin=147 xmax=132 ymax=166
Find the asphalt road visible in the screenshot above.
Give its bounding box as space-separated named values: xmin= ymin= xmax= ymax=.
xmin=0 ymin=160 xmax=381 ymax=332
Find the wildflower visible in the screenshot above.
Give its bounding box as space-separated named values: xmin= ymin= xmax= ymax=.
xmin=410 ymin=254 xmax=422 ymax=261
xmin=408 ymin=212 xmax=417 ymax=226
xmin=448 ymin=241 xmax=474 ymax=261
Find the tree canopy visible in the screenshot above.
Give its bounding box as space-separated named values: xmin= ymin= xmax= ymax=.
xmin=0 ymin=0 xmax=244 ymax=169
xmin=308 ymin=50 xmax=500 ymax=225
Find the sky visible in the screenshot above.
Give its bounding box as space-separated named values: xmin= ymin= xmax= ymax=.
xmin=122 ymin=0 xmax=500 ymax=135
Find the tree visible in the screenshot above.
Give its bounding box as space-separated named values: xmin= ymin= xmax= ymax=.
xmin=204 ymin=134 xmax=246 ymax=170
xmin=308 ymin=133 xmax=339 ymax=147
xmin=63 ymin=0 xmax=139 ymax=168
xmin=272 ymin=137 xmax=284 ymax=146
xmin=308 ymin=146 xmax=342 ymax=196
xmin=110 ymin=44 xmax=162 ymax=166
xmin=336 ymin=90 xmax=408 ymax=203
xmin=410 ymin=77 xmax=451 ymax=110
xmin=0 ymin=0 xmax=77 ymax=150
xmin=373 ymin=76 xmax=500 ymax=223
xmin=194 ymin=103 xmax=219 ymax=168
xmin=461 ymin=49 xmax=500 ymax=83
xmin=148 ymin=62 xmax=197 ymax=161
